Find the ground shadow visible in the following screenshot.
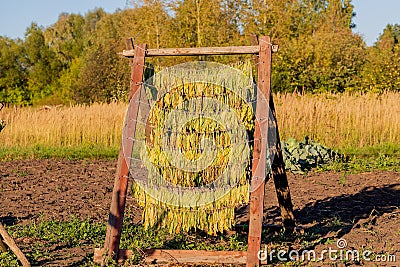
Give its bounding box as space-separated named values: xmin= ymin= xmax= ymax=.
xmin=295 ymin=183 xmax=400 ymax=240
xmin=0 ymin=215 xmax=22 ymax=226
xmin=233 ymin=183 xmax=400 ymax=249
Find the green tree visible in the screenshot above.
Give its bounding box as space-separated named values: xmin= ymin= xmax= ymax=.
xmin=361 ymin=24 xmax=400 ymax=92
xmin=48 ymin=8 xmax=108 ymax=103
xmin=322 ymin=0 xmax=355 ymax=31
xmin=57 ymin=57 xmax=84 ymax=103
xmin=23 ymin=23 xmax=63 ymax=103
xmin=171 ymin=0 xmax=242 ymax=47
xmin=44 ymin=13 xmax=86 ymax=65
xmin=122 ymin=1 xmax=173 ymax=49
xmin=72 ymin=13 xmax=130 ymax=103
xmin=242 ymin=0 xmax=295 ymax=42
xmin=84 ymin=8 xmax=107 ymax=34
xmin=375 ymin=24 xmax=400 ymax=50
xmin=0 ymin=37 xmax=29 ymax=104
xmin=272 ymin=0 xmax=365 ymax=93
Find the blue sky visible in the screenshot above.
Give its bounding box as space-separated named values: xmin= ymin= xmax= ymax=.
xmin=352 ymin=0 xmax=400 ymax=45
xmin=0 ymin=0 xmax=399 ymax=46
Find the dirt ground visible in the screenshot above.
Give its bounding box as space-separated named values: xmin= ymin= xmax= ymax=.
xmin=0 ymin=159 xmax=399 ymax=266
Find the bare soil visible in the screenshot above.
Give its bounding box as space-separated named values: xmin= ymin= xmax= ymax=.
xmin=1 ymin=159 xmax=399 ymax=266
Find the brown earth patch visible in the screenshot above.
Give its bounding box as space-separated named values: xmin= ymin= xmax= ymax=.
xmin=1 ymin=160 xmax=399 ymax=266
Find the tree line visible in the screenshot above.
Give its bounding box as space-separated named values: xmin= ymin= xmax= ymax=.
xmin=0 ymin=0 xmax=399 ymax=105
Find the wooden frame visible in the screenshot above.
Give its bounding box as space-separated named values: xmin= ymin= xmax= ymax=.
xmin=95 ymin=36 xmax=295 ymax=267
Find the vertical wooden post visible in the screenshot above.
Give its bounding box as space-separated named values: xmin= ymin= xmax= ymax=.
xmin=102 ymin=41 xmax=147 ymax=265
xmin=249 ymin=35 xmax=295 ymax=230
xmin=246 ymin=36 xmax=272 ymax=267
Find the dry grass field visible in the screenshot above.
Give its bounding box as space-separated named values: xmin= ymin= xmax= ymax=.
xmin=274 ymin=92 xmax=400 ymax=150
xmin=1 ymin=92 xmax=399 ymax=155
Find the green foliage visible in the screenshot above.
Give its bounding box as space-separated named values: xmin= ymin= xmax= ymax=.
xmin=282 ymin=137 xmax=346 ymax=174
xmin=44 ymin=13 xmax=86 ymax=65
xmin=273 ymin=29 xmax=365 ymax=93
xmin=23 ymin=23 xmax=63 ymax=103
xmin=0 ymin=1 xmax=399 ymax=105
xmin=57 ymin=57 xmax=83 ymax=102
xmin=361 ymin=24 xmax=400 ymax=93
xmin=0 ymin=37 xmax=29 ymax=104
xmin=11 ymin=217 xmax=105 ymax=247
xmin=120 ymin=1 xmax=173 ymax=49
xmin=171 ymin=0 xmax=242 ymax=48
xmin=375 ymin=24 xmax=400 ymax=50
xmin=5 ymin=217 xmax=105 ymax=266
xmin=318 ymin=154 xmax=400 ymax=173
xmin=74 ymin=40 xmax=129 ymax=102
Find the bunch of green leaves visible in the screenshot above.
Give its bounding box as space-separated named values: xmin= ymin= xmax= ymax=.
xmin=282 ymin=137 xmax=346 ymax=174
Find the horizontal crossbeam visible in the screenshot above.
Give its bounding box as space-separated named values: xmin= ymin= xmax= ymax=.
xmin=120 ymin=45 xmax=260 ymax=57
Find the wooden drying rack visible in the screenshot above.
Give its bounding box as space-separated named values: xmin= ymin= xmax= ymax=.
xmin=94 ymin=35 xmax=295 ymax=267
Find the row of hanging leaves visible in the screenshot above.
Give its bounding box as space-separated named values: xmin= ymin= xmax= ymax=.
xmin=132 ymin=62 xmax=256 ymax=235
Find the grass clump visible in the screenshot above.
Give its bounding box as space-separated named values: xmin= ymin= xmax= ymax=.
xmin=0 ymin=145 xmax=118 ymax=161
xmin=0 ymin=252 xmax=19 ymax=267
xmin=11 ymin=217 xmax=105 ymax=247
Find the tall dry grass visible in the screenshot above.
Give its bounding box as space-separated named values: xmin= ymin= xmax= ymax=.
xmin=274 ymin=92 xmax=400 ymax=149
xmin=0 ymin=102 xmax=126 ymax=149
xmin=1 ymin=92 xmax=399 ymax=152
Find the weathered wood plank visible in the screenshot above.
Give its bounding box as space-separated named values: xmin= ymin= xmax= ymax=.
xmin=95 ymin=248 xmax=268 ymax=265
xmin=102 ymin=43 xmax=147 ymax=266
xmin=96 ymin=248 xmax=145 ymax=264
xmin=120 ymin=45 xmax=260 ymax=57
xmin=144 ymin=249 xmax=248 ymax=264
xmin=250 ymin=36 xmax=295 ymax=232
xmin=246 ymin=36 xmax=272 ymax=267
